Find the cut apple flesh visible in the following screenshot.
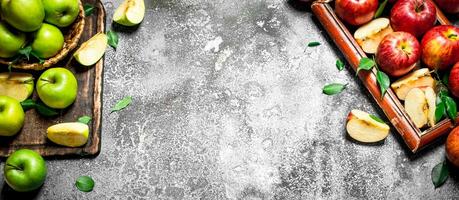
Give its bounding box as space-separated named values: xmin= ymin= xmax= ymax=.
xmin=346 ymin=109 xmax=390 ymax=143
xmin=0 ymin=72 xmax=34 ymax=101
xmin=47 ymin=122 xmax=89 ymax=147
xmin=404 ymin=88 xmax=429 ymax=128
xmin=391 ymin=68 xmax=435 ymax=100
xmin=423 ymin=87 xmax=436 ymax=127
xmin=354 ymin=18 xmax=393 ymax=54
xmin=113 ymin=0 xmax=145 ymax=26
xmin=74 ymin=33 xmax=107 ymax=66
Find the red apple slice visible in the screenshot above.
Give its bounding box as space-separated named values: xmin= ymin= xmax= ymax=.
xmin=404 ymin=88 xmax=429 ymax=128
xmin=346 ymin=109 xmax=390 ymax=143
xmin=354 ymin=18 xmax=394 ymax=54
xmin=391 ymin=68 xmax=435 ymax=100
xmin=423 ymin=87 xmax=436 ymax=127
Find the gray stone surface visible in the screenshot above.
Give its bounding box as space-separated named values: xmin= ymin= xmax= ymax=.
xmin=2 ymin=0 xmax=459 ymax=199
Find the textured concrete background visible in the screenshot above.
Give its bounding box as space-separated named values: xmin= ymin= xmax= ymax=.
xmin=2 ymin=0 xmax=459 ymax=199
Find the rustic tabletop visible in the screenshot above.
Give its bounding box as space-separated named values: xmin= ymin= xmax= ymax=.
xmin=2 ymin=0 xmax=458 ymax=199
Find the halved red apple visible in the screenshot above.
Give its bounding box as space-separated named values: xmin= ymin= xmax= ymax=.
xmin=391 ymin=68 xmax=435 ymax=100
xmin=354 ymin=18 xmax=394 ymax=54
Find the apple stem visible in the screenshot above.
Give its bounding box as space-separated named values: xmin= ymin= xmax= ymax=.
xmin=6 ymin=163 xmax=22 ymax=171
xmin=449 ymin=34 xmax=458 ymax=40
xmin=39 ymin=78 xmax=53 ymax=84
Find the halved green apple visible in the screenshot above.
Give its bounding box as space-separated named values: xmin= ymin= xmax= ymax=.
xmin=73 ymin=32 xmax=107 ymax=66
xmin=47 ymin=122 xmax=89 ymax=147
xmin=0 ymin=72 xmax=34 ymax=101
xmin=113 ymin=0 xmax=145 ymax=26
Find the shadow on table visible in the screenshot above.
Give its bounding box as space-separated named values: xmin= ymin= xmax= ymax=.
xmin=0 ymin=184 xmax=42 ymax=200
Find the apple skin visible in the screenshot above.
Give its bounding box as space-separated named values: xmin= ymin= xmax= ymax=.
xmin=4 ymin=149 xmax=47 ymax=192
xmin=335 ymin=0 xmax=379 ymax=26
xmin=434 ymin=0 xmax=459 ymax=14
xmin=37 ymin=68 xmax=78 ymax=109
xmin=421 ymin=25 xmax=459 ymax=71
xmin=0 ymin=0 xmax=45 ymax=32
xmin=0 ymin=96 xmax=25 ymax=136
xmin=390 ymin=0 xmax=436 ymax=38
xmin=446 ymin=127 xmax=459 ymax=168
xmin=43 ymin=0 xmax=79 ymax=27
xmin=0 ymin=21 xmax=26 ymax=58
xmin=448 ymin=62 xmax=459 ymax=98
xmin=376 ymin=32 xmax=421 ymax=77
xmin=31 ymin=24 xmax=65 ymax=59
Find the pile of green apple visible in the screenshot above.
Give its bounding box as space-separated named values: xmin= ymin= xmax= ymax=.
xmin=0 ymin=0 xmax=80 ymax=59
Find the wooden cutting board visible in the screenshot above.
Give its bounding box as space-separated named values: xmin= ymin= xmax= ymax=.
xmin=0 ymin=0 xmax=105 ymax=157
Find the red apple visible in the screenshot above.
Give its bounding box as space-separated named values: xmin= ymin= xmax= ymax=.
xmin=434 ymin=0 xmax=459 ymax=14
xmin=448 ymin=62 xmax=459 ymax=97
xmin=421 ymin=25 xmax=459 ymax=71
xmin=446 ymin=126 xmax=459 ymax=168
xmin=335 ymin=0 xmax=379 ymax=26
xmin=390 ymin=0 xmax=436 ymax=38
xmin=376 ymin=32 xmax=421 ymax=77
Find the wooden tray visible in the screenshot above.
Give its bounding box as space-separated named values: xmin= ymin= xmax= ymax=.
xmin=312 ymin=0 xmax=455 ymax=153
xmin=0 ymin=0 xmax=105 ymax=157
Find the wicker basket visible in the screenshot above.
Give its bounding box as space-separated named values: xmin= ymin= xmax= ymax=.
xmin=0 ymin=1 xmax=85 ymax=71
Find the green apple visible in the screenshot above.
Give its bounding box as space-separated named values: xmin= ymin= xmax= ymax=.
xmin=0 ymin=95 xmax=24 ymax=136
xmin=0 ymin=72 xmax=34 ymax=102
xmin=4 ymin=149 xmax=47 ymax=192
xmin=0 ymin=0 xmax=45 ymax=32
xmin=47 ymin=122 xmax=89 ymax=147
xmin=74 ymin=32 xmax=108 ymax=66
xmin=0 ymin=22 xmax=26 ymax=58
xmin=31 ymin=23 xmax=64 ymax=59
xmin=37 ymin=68 xmax=78 ymax=109
xmin=43 ymin=0 xmax=79 ymax=27
xmin=113 ymin=0 xmax=145 ymax=26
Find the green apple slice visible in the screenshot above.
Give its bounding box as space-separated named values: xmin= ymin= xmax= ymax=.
xmin=113 ymin=0 xmax=145 ymax=26
xmin=0 ymin=72 xmax=34 ymax=101
xmin=47 ymin=122 xmax=89 ymax=147
xmin=73 ymin=33 xmax=108 ymax=66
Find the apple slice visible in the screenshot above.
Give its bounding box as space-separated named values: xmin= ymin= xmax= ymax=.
xmin=73 ymin=32 xmax=107 ymax=66
xmin=423 ymin=87 xmax=436 ymax=127
xmin=405 ymin=88 xmax=429 ymax=128
xmin=391 ymin=68 xmax=435 ymax=100
xmin=47 ymin=122 xmax=89 ymax=147
xmin=354 ymin=18 xmax=394 ymax=54
xmin=113 ymin=0 xmax=145 ymax=26
xmin=0 ymin=72 xmax=34 ymax=102
xmin=346 ymin=109 xmax=390 ymax=143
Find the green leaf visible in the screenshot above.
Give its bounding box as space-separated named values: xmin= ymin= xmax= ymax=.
xmin=356 ymin=57 xmax=376 ymax=74
xmin=322 ymin=83 xmax=347 ymax=95
xmin=78 ymin=116 xmax=92 ymax=125
xmin=442 ymin=95 xmax=457 ymax=121
xmin=18 ymin=46 xmax=32 ymax=60
xmin=75 ymin=176 xmax=95 ymax=192
xmin=374 ymin=0 xmax=388 ymax=18
xmin=111 ymin=96 xmax=132 ymax=112
xmin=84 ymin=4 xmax=94 ymax=17
xmin=307 ymin=41 xmax=321 ymax=47
xmin=431 ymin=161 xmax=449 ymax=188
xmin=369 ymin=114 xmax=385 ymax=124
xmin=36 ymin=102 xmax=59 ymax=117
xmin=30 ymin=51 xmax=45 ymax=64
xmin=443 ymin=72 xmax=450 ymax=86
xmin=376 ymin=70 xmax=390 ymax=96
xmin=107 ymin=30 xmax=119 ymax=49
xmin=20 ymin=99 xmax=36 ymax=111
xmin=336 ymin=59 xmax=344 ymax=71
xmin=435 ymin=99 xmax=446 ymax=123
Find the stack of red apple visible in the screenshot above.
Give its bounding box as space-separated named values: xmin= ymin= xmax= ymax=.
xmin=338 ymin=0 xmax=459 ymax=165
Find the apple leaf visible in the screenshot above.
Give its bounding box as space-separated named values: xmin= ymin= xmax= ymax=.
xmin=431 ymin=161 xmax=449 ymax=188
xmin=435 ymin=98 xmax=446 ymax=123
xmin=322 ymin=83 xmax=347 ymax=95
xmin=376 ymin=70 xmax=390 ymax=96
xmin=307 ymin=41 xmax=321 ymax=47
xmin=75 ymin=176 xmax=95 ymax=192
xmin=442 ymin=95 xmax=457 ymax=121
xmin=18 ymin=46 xmax=32 ymax=60
xmin=78 ymin=116 xmax=92 ymax=125
xmin=84 ymin=4 xmax=95 ymax=17
xmin=20 ymin=99 xmax=36 ymax=111
xmin=336 ymin=59 xmax=345 ymax=71
xmin=36 ymin=102 xmax=59 ymax=117
xmin=107 ymin=30 xmax=119 ymax=49
xmin=369 ymin=114 xmax=385 ymax=124
xmin=111 ymin=96 xmax=132 ymax=112
xmin=356 ymin=57 xmax=375 ymax=75
xmin=374 ymin=0 xmax=388 ymax=18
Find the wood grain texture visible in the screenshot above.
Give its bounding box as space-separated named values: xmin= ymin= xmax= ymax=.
xmin=312 ymin=0 xmax=454 ymax=153
xmin=0 ymin=0 xmax=105 ymax=157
